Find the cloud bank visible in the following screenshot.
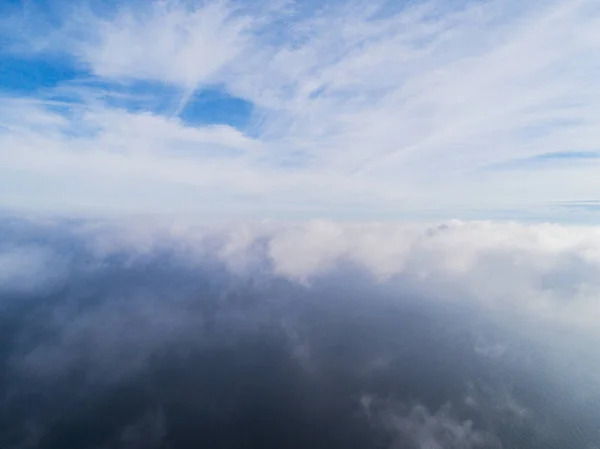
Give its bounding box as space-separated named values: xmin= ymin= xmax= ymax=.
xmin=1 ymin=217 xmax=599 ymax=448
xmin=1 ymin=0 xmax=600 ymax=220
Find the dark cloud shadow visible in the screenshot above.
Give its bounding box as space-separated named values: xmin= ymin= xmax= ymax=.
xmin=0 ymin=217 xmax=598 ymax=449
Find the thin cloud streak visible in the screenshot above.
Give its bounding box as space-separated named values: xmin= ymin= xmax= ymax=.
xmin=1 ymin=0 xmax=600 ymax=219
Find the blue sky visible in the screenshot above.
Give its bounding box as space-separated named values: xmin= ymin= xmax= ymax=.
xmin=1 ymin=0 xmax=600 ymax=221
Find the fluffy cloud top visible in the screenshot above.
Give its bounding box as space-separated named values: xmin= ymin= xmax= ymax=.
xmin=1 ymin=217 xmax=599 ymax=448
xmin=55 ymin=218 xmax=600 ymax=330
xmin=1 ymin=0 xmax=600 ymax=220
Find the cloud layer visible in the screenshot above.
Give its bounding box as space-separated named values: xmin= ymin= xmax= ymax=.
xmin=1 ymin=217 xmax=599 ymax=448
xmin=1 ymin=0 xmax=600 ymax=219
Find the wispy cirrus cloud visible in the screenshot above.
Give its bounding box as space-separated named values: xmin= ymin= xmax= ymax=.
xmin=1 ymin=0 xmax=600 ymax=220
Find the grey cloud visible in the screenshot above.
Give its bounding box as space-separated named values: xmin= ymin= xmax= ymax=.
xmin=0 ymin=246 xmax=67 ymax=294
xmin=377 ymin=402 xmax=501 ymax=449
xmin=0 ymin=217 xmax=599 ymax=449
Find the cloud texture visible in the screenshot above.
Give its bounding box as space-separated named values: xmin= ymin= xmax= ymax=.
xmin=1 ymin=0 xmax=600 ymax=219
xmin=1 ymin=217 xmax=599 ymax=448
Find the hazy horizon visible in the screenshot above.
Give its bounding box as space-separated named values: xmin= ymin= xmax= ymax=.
xmin=1 ymin=1 xmax=600 ymax=448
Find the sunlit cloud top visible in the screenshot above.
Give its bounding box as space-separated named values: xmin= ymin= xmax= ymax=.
xmin=1 ymin=0 xmax=600 ymax=221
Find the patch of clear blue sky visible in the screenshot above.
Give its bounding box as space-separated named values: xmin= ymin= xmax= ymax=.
xmin=485 ymin=151 xmax=600 ymax=172
xmin=1 ymin=58 xmax=254 ymax=130
xmin=179 ymin=89 xmax=254 ymax=129
xmin=2 ymin=0 xmax=457 ymax=132
xmin=1 ymin=0 xmax=255 ymax=129
xmin=59 ymin=78 xmax=254 ymax=129
xmin=0 ymin=0 xmax=484 ymax=134
xmin=0 ymin=55 xmax=87 ymax=94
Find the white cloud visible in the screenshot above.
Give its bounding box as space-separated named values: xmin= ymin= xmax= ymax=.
xmin=280 ymin=221 xmax=600 ymax=328
xmin=52 ymin=219 xmax=600 ymax=334
xmin=363 ymin=400 xmax=501 ymax=449
xmin=1 ymin=0 xmax=600 ymax=219
xmin=392 ymin=403 xmax=501 ymax=449
xmin=75 ymin=1 xmax=255 ymax=89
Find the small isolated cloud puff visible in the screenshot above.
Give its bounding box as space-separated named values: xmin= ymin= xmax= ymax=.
xmin=384 ymin=403 xmax=501 ymax=449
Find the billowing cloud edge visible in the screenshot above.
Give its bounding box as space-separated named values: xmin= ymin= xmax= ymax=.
xmin=3 ymin=217 xmax=600 ymax=330
xmin=2 ymin=216 xmax=600 ymax=448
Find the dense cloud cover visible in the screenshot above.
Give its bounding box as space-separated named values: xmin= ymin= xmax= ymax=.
xmin=0 ymin=216 xmax=599 ymax=448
